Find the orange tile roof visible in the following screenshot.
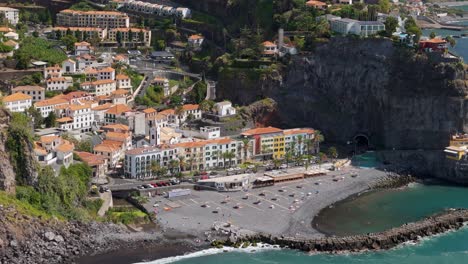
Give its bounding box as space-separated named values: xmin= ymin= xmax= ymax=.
xmin=75 ymin=41 xmax=91 ymax=46
xmin=57 ymin=116 xmax=73 ymax=123
xmin=3 ymin=92 xmax=32 ymax=102
xmin=114 ymin=54 xmax=128 ymax=61
xmin=60 ymin=9 xmax=128 ymax=17
xmin=35 ymin=98 xmax=68 ymax=107
xmin=420 ymin=38 xmax=447 ymax=44
xmin=159 ymin=109 xmax=175 ymax=115
xmin=57 ymin=91 xmax=92 ymax=101
xmin=69 ymin=104 xmax=91 ymax=111
xmin=54 ymin=104 xmax=70 ymax=110
xmin=100 ymin=67 xmax=115 ymax=73
xmin=92 ymin=103 xmax=113 ymax=111
xmin=40 ymin=135 xmax=59 ymax=144
xmin=175 ymin=138 xmax=232 ymax=148
xmin=241 ymin=126 xmax=283 ymax=136
xmin=106 ymin=131 xmax=130 ymax=141
xmin=0 ymin=27 xmax=13 ymax=33
xmin=111 ymin=89 xmax=129 ymax=96
xmin=116 ymin=74 xmax=130 ymax=80
xmin=75 ymin=151 xmax=106 ymax=166
xmin=3 ymin=39 xmax=18 ymax=47
xmin=110 ymin=27 xmax=148 ymax=32
xmin=53 ymin=26 xmax=104 ymax=32
xmin=47 ymin=77 xmax=71 ymax=82
xmin=188 ymin=34 xmax=203 ymax=40
xmin=262 ymin=41 xmax=276 ymax=47
xmin=105 ymin=104 xmax=131 ymax=115
xmin=94 ymin=142 xmax=120 ymax=153
xmin=142 ymin=108 xmax=156 ymax=114
xmin=12 ymin=85 xmax=45 ymax=92
xmin=56 ymin=140 xmax=74 ymax=152
xmin=306 ymin=0 xmax=327 ymax=6
xmin=283 ymin=128 xmax=315 ymax=135
xmin=182 ymin=104 xmax=199 ymax=111
xmin=81 ymin=79 xmax=116 ymax=86
xmin=102 ymin=123 xmax=130 ymax=131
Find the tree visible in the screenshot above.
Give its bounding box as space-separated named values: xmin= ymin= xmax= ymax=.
xmin=223 ymin=151 xmax=235 ymax=168
xmin=273 ymin=158 xmax=282 ymax=169
xmin=285 ymin=151 xmax=293 ymax=168
xmin=241 ymin=138 xmax=251 ymax=161
xmin=445 ymin=36 xmax=456 ymax=48
xmin=317 ymin=152 xmax=327 ymax=168
xmin=169 ymin=159 xmax=179 ymax=174
xmin=384 ymin=16 xmax=398 ymax=37
xmin=327 ymin=147 xmax=338 ymax=162
xmin=429 ymin=31 xmax=436 ymax=39
xmin=27 ymin=106 xmax=43 ymax=129
xmin=178 ymin=156 xmax=185 ymax=171
xmin=378 ymin=0 xmax=391 ymax=14
xmin=313 ymin=130 xmax=324 ymax=154
xmin=199 ymin=100 xmax=215 ymax=112
xmin=44 ymin=112 xmax=57 ymax=128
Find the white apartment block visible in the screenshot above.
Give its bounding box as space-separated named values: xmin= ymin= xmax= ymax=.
xmin=56 ymin=10 xmax=130 ymax=28
xmin=0 ymin=7 xmax=19 ymax=25
xmin=84 ymin=67 xmax=116 ymax=81
xmin=116 ymin=74 xmax=132 ymax=89
xmin=11 ymin=86 xmax=45 ymax=103
xmin=75 ymin=41 xmax=93 ymax=56
xmin=57 ymin=104 xmax=95 ymax=132
xmin=62 ymin=59 xmax=77 ymax=74
xmin=124 ymin=146 xmax=180 ymax=179
xmin=46 ymin=77 xmax=73 ymax=91
xmin=35 ymin=98 xmax=69 ymax=118
xmin=329 ymin=18 xmax=385 ymax=36
xmin=81 ymin=80 xmax=117 ymax=96
xmin=2 ymin=92 xmax=32 ymax=113
xmin=124 ymin=1 xmax=191 ymax=19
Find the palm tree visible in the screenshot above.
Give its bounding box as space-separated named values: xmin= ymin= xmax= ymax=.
xmin=304 ymin=155 xmax=311 ymax=170
xmin=169 ymin=159 xmax=179 ymax=174
xmin=178 ymin=156 xmax=185 ymax=172
xmin=150 ymin=160 xmax=160 ymax=178
xmin=272 ymin=158 xmax=282 ymax=169
xmin=317 ymin=152 xmax=326 ymax=168
xmin=313 ymin=130 xmax=324 ymax=154
xmin=304 ymin=139 xmax=312 ymax=155
xmin=187 ymin=158 xmax=194 ymax=172
xmin=241 ymin=138 xmax=250 ymax=162
xmin=285 ymin=151 xmax=293 ymax=168
xmin=222 ymin=151 xmax=235 ymax=168
xmin=327 ymin=147 xmax=338 ymax=163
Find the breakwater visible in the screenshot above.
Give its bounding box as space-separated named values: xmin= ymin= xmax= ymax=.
xmin=218 ymin=209 xmax=468 ymax=253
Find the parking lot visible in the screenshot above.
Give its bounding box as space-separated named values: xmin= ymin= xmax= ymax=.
xmin=145 ymin=167 xmax=388 ymax=237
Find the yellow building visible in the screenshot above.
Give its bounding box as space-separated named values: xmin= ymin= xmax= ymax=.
xmin=444 ymin=146 xmax=467 ymax=161
xmin=273 ymin=135 xmax=285 ymax=159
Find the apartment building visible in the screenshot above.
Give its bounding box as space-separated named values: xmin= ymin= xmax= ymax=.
xmin=46 ymin=77 xmax=73 ymax=91
xmin=0 ymin=7 xmax=19 ymax=25
xmin=80 ymin=79 xmax=117 ymax=96
xmin=35 ymin=98 xmax=69 ymax=118
xmin=124 ymin=146 xmax=180 ymax=179
xmin=11 ymin=86 xmax=45 ymax=102
xmin=84 ymin=67 xmax=116 ymax=81
xmin=107 ymin=27 xmax=152 ymax=47
xmin=2 ymin=92 xmax=32 ymax=113
xmin=116 ymin=74 xmax=132 ymax=90
xmin=34 ymin=135 xmax=74 ymax=168
xmin=57 ymin=10 xmax=130 ymax=29
xmin=52 ymin=27 xmax=108 ymax=41
xmin=104 ymin=104 xmax=132 ymax=124
xmin=57 ymin=103 xmax=95 ymax=132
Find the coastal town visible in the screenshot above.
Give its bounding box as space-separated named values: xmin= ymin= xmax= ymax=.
xmin=0 ymin=0 xmax=466 ymax=263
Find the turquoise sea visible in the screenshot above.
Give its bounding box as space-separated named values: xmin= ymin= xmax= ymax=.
xmin=147 ymin=184 xmax=468 ymax=264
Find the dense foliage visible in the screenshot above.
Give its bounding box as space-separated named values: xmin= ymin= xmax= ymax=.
xmin=16 ymin=163 xmax=94 ymax=220
xmin=14 ymin=37 xmax=67 ymax=69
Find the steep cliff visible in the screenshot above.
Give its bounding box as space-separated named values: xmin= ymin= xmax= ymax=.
xmin=217 ymin=38 xmax=468 ymax=150
xmin=0 ymin=109 xmax=15 ymax=194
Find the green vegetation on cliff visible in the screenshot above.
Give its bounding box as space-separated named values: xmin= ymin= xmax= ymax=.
xmin=14 ymin=37 xmax=67 ymax=69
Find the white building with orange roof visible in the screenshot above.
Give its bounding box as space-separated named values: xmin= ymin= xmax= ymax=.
xmin=56 ymin=91 xmax=94 ymax=104
xmin=93 ymin=141 xmax=122 ymax=168
xmin=57 ymin=9 xmax=130 ymax=28
xmin=62 ymin=59 xmax=76 ymax=74
xmin=92 ymin=103 xmax=114 ymax=124
xmin=2 ymin=92 xmax=32 ymax=113
xmin=46 ymin=77 xmax=73 ymax=91
xmin=102 ymin=123 xmax=130 ymax=133
xmin=81 ymin=79 xmax=117 ymax=96
xmin=84 ymin=67 xmax=116 ymax=81
xmin=113 ymin=54 xmax=129 ymax=64
xmin=104 ymin=104 xmax=132 ymax=124
xmin=11 ymin=86 xmax=45 ymax=102
xmin=110 ymin=89 xmax=130 ymax=104
xmin=283 ymin=128 xmax=316 ymax=155
xmin=35 ymin=97 xmax=69 ymax=118
xmin=75 ymin=151 xmax=108 ymax=181
xmin=262 ymin=41 xmax=278 ymax=56
xmin=241 ymin=126 xmax=284 ymax=159
xmin=44 ymin=65 xmax=62 ymax=79
xmin=116 ymin=74 xmax=132 ymax=90
xmin=62 ymin=103 xmax=95 ymax=132
xmin=188 ymin=34 xmax=204 ymax=49
xmin=74 ymin=41 xmax=93 ymax=56
xmin=105 ymin=131 xmax=132 ymax=151
xmin=34 ymin=135 xmax=74 ymax=168
xmin=76 ymin=53 xmax=99 ymax=71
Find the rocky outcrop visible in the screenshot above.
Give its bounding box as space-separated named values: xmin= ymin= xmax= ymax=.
xmin=217 ymin=38 xmax=468 ymax=150
xmin=0 ymin=109 xmax=15 ymax=194
xmin=222 ymin=208 xmax=468 ymax=253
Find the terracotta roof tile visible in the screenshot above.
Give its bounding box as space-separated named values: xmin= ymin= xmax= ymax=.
xmin=3 ymin=92 xmax=32 ymax=102
xmin=105 ymin=104 xmax=131 ymax=115
xmin=241 ymin=126 xmax=283 ymax=136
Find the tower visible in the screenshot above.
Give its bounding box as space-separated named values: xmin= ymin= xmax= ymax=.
xmin=150 ymin=125 xmax=161 ymax=146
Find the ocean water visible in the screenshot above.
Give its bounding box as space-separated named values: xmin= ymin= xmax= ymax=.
xmin=143 ymin=184 xmax=468 ymax=264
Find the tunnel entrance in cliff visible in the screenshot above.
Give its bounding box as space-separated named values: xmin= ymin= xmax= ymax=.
xmin=354 ymin=135 xmax=369 ymax=154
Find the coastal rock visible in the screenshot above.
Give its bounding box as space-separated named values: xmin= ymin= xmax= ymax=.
xmin=44 ymin=232 xmax=56 ymax=242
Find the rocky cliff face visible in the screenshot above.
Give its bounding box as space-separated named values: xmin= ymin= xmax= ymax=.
xmin=0 ymin=109 xmax=15 ymax=194
xmin=217 ymin=38 xmax=468 ymax=151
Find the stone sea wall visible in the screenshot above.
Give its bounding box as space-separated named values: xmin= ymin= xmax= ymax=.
xmin=221 ymin=209 xmax=468 ymax=253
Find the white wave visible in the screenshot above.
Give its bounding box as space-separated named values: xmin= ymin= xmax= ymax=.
xmin=134 ymin=243 xmax=281 ymax=264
